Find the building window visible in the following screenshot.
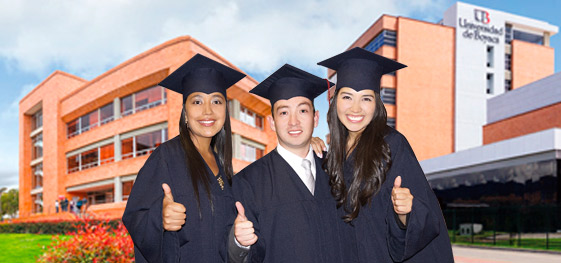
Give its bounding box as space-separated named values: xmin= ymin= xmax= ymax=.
xmin=32 ymin=193 xmax=43 ymax=214
xmin=121 ymin=86 xmax=166 ymax=117
xmin=505 ymin=79 xmax=512 ymax=92
xmin=67 ymin=154 xmax=80 ymax=173
xmin=31 ymin=110 xmax=43 ymax=130
xmin=32 ymin=133 xmax=43 ymax=160
xmin=486 ymin=73 xmax=494 ymax=94
xmin=121 ymin=95 xmax=134 ymax=117
xmin=122 ymin=181 xmax=134 ymax=201
xmin=32 ymin=163 xmax=43 ymax=189
xmin=387 ymin=117 xmax=396 ymax=128
xmin=486 ymin=46 xmax=494 ymax=68
xmin=364 ymin=30 xmax=397 ymax=53
xmin=505 ymin=54 xmax=512 ymax=71
xmin=513 ymin=30 xmax=543 ymax=45
xmin=240 ymin=141 xmax=265 ymax=162
xmin=100 ymin=103 xmax=114 ymax=125
xmin=67 ymin=102 xmax=114 ymax=138
xmin=100 ymin=143 xmax=115 ymax=165
xmin=240 ymin=106 xmax=263 ymax=129
xmin=81 ymin=148 xmax=99 ymax=170
xmin=381 ymin=88 xmax=396 ymax=105
xmin=505 ymin=24 xmax=513 ymax=44
xmin=87 ymin=188 xmax=114 ymax=205
xmin=122 ymin=128 xmax=168 ymax=160
xmin=67 ymin=142 xmax=114 ymax=174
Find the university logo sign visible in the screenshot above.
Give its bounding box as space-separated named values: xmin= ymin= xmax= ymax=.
xmin=474 ymin=9 xmax=490 ymax=24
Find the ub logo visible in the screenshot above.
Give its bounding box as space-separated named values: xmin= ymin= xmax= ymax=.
xmin=474 ymin=9 xmax=490 ymax=24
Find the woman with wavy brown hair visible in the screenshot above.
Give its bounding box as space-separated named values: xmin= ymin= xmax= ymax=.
xmin=314 ymin=47 xmax=454 ymax=262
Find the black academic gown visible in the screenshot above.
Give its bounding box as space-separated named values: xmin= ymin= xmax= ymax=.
xmin=122 ymin=136 xmax=236 ymax=263
xmin=338 ymin=127 xmax=454 ymax=263
xmin=231 ymin=149 xmax=343 ymax=263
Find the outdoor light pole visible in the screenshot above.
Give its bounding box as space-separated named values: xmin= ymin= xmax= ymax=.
xmin=0 ymin=187 xmax=6 ymax=222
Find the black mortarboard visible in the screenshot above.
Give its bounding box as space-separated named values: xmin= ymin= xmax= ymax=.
xmin=317 ymin=47 xmax=406 ymax=93
xmin=159 ymin=53 xmax=246 ymax=102
xmin=250 ymin=64 xmax=334 ymax=108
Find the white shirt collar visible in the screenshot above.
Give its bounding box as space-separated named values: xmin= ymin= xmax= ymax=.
xmin=276 ymin=143 xmax=316 ymax=179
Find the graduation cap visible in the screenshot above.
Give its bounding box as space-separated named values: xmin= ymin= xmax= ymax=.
xmin=317 ymin=47 xmax=406 ymax=93
xmin=250 ymin=64 xmax=334 ymax=108
xmin=159 ymin=54 xmax=246 ymax=102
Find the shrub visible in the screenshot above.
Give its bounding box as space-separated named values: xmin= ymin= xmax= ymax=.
xmin=0 ymin=219 xmax=121 ymax=235
xmin=37 ymin=219 xmax=134 ymax=263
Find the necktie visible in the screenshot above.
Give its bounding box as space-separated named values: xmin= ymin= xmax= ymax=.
xmin=301 ymin=159 xmax=315 ymax=195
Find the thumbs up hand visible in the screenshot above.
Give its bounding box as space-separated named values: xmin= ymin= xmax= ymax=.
xmin=162 ymin=183 xmax=186 ymax=231
xmin=391 ymin=176 xmax=413 ymax=226
xmin=234 ymin=202 xmax=258 ymax=247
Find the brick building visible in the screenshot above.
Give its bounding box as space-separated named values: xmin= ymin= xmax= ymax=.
xmin=328 ymin=2 xmax=557 ymax=161
xmin=19 ymin=36 xmax=276 ymax=219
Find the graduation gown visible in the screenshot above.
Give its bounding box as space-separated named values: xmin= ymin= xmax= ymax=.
xmin=231 ymin=149 xmax=343 ymax=263
xmin=122 ymin=136 xmax=236 ymax=263
xmin=338 ymin=127 xmax=454 ymax=262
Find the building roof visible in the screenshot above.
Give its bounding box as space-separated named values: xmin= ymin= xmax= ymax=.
xmin=420 ymin=128 xmax=561 ymax=178
xmin=487 ymin=71 xmax=561 ymax=124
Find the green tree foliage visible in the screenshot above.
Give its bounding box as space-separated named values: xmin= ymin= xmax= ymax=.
xmin=1 ymin=189 xmax=19 ymax=219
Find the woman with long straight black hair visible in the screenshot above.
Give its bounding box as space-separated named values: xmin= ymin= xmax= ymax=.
xmin=314 ymin=48 xmax=454 ymax=262
xmin=123 ymin=54 xmax=245 ymax=262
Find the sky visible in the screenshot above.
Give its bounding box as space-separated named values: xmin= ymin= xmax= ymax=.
xmin=0 ymin=0 xmax=560 ymax=190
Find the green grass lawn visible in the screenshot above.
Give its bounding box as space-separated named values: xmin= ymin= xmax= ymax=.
xmin=0 ymin=233 xmax=64 ymax=263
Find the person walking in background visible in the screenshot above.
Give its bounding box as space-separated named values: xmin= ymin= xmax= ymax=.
xmin=55 ymin=200 xmax=59 ymax=213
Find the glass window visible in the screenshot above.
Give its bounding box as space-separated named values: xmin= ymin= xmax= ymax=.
xmin=486 ymin=73 xmax=494 ymax=94
xmin=381 ymin=88 xmax=396 ymax=105
xmin=121 ymin=137 xmax=134 ymax=160
xmin=32 ymin=110 xmax=43 ymax=130
xmin=81 ymin=148 xmax=98 ymax=170
xmin=122 ymin=181 xmax=134 ymax=201
xmin=486 ymin=46 xmax=494 ymax=68
xmin=100 ymin=102 xmax=114 ymax=125
xmin=135 ymin=86 xmax=162 ymax=113
xmin=513 ymin=30 xmax=543 ymax=45
xmin=387 ymin=117 xmax=396 ymax=128
xmin=99 ymin=143 xmax=114 ymax=165
xmin=32 ymin=133 xmax=43 ymax=159
xmin=240 ymin=143 xmax=257 ymax=162
xmin=365 ymin=30 xmax=397 ymax=53
xmin=255 ymin=116 xmax=263 ymax=129
xmin=67 ymin=154 xmax=80 ymax=173
xmin=136 ymin=130 xmax=162 ymax=157
xmin=121 ymin=95 xmax=133 ymax=117
xmin=80 ymin=110 xmax=99 ymax=133
xmin=67 ymin=119 xmax=80 ymax=138
xmin=505 ymin=79 xmax=512 ymax=92
xmin=32 ymin=163 xmax=43 ymax=189
xmin=505 ymin=54 xmax=512 ymax=71
xmin=88 ymin=188 xmax=114 ymax=205
xmin=32 ymin=193 xmax=43 ymax=213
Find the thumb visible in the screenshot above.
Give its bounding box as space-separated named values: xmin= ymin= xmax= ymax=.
xmin=162 ymin=183 xmax=174 ymax=202
xmin=394 ymin=176 xmax=402 ymax=189
xmin=235 ymin=202 xmax=246 ymax=220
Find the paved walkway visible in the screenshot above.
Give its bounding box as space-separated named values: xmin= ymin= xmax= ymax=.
xmin=453 ymin=245 xmax=561 ymax=263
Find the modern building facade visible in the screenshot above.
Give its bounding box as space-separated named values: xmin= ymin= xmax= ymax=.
xmin=18 ymin=36 xmax=277 ymax=219
xmin=329 ymin=1 xmax=557 ymax=161
xmin=421 ymin=71 xmax=561 ymax=207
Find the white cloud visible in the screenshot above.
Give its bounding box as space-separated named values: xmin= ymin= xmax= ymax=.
xmin=0 ymin=0 xmax=448 ymax=189
xmin=0 ymin=0 xmax=448 ymax=78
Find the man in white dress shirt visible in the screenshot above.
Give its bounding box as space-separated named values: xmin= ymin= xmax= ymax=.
xmin=228 ymin=64 xmax=343 ymax=263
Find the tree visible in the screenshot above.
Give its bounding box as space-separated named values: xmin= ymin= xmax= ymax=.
xmin=1 ymin=188 xmax=19 ymax=219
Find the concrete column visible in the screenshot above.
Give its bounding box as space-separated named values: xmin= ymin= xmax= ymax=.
xmin=113 ymin=97 xmax=121 ymax=120
xmin=231 ymin=99 xmax=241 ymax=120
xmin=114 ymin=176 xmax=123 ymax=203
xmin=114 ymin=134 xmax=121 ymax=162
xmin=233 ymin=133 xmax=242 ymax=159
xmin=544 ymin=32 xmax=550 ymax=47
